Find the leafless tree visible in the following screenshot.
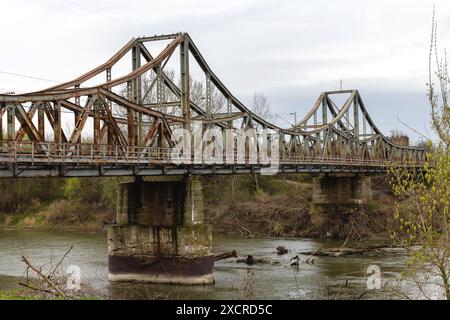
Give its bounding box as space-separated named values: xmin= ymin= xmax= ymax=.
xmin=252 ymin=93 xmax=273 ymax=121
xmin=428 ymin=10 xmax=450 ymax=148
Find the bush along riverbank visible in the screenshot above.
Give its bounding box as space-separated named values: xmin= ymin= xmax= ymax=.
xmin=204 ymin=174 xmax=398 ymax=239
xmin=0 ymin=177 xmax=117 ymax=230
xmin=0 ymin=174 xmax=401 ymax=239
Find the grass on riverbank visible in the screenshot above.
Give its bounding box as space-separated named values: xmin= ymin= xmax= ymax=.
xmin=0 ymin=290 xmax=33 ymax=300
xmin=0 ymin=289 xmax=103 ymax=300
xmin=0 ymin=199 xmax=113 ymax=230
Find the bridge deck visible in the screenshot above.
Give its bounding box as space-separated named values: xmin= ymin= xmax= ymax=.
xmin=0 ymin=141 xmax=424 ymax=177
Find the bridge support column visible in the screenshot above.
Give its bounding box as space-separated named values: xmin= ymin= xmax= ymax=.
xmin=107 ymin=176 xmax=214 ymax=285
xmin=310 ymin=174 xmax=372 ymax=226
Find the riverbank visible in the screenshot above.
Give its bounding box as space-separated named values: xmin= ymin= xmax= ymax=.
xmin=204 ymin=175 xmax=397 ymax=239
xmin=0 ymin=200 xmax=113 ymax=231
xmin=0 ymin=174 xmax=399 ymax=239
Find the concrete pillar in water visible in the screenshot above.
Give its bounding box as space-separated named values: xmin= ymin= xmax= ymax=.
xmin=310 ymin=174 xmax=372 ymax=225
xmin=107 ymin=176 xmax=213 ymax=284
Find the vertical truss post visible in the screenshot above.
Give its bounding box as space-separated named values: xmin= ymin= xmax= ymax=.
xmin=75 ymin=85 xmax=80 ymax=106
xmin=7 ymin=105 xmax=14 ymax=140
xmin=279 ymin=130 xmax=285 ymax=162
xmin=0 ymin=104 xmax=3 ymax=142
xmin=227 ymin=97 xmax=232 ymax=129
xmin=126 ymin=81 xmax=135 ymax=146
xmin=345 ymin=109 xmax=350 ymax=130
xmin=266 ymin=125 xmax=272 ymax=159
xmin=226 ymin=97 xmax=233 ymax=161
xmin=106 ymin=68 xmax=112 ymax=84
xmin=132 ymin=45 xmax=142 ymax=147
xmin=180 ymin=36 xmax=190 ymax=128
xmin=106 ymin=68 xmax=114 ymax=147
xmin=7 ymin=105 xmax=14 ymax=154
xmin=363 ymin=115 xmax=367 ymax=136
xmin=353 ymin=94 xmax=359 ymax=142
xmin=158 ymin=122 xmax=164 ymax=150
xmin=74 ymin=112 xmax=81 ymax=144
xmin=322 ymin=96 xmax=327 ymax=125
xmin=93 ymin=99 xmax=100 ymax=145
xmin=205 ymin=72 xmax=212 ymax=120
xmin=353 ymin=95 xmax=360 ymax=158
xmin=321 ymin=96 xmax=327 ymax=144
xmin=156 ymin=67 xmax=164 ymax=109
xmin=204 ymin=72 xmax=212 ymax=142
xmin=38 ymin=104 xmax=45 ymax=141
xmin=74 ymin=87 xmax=81 ymax=144
xmin=370 ymin=126 xmax=374 ymax=151
xmin=313 ymin=110 xmax=320 ymax=141
xmin=54 ymin=101 xmax=62 ymax=146
xmin=180 ymin=36 xmax=191 ymax=158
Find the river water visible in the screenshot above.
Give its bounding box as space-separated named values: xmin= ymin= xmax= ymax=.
xmin=0 ymin=228 xmax=418 ymax=299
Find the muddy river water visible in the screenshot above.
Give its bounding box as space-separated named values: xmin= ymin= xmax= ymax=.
xmin=0 ymin=228 xmax=421 ymax=299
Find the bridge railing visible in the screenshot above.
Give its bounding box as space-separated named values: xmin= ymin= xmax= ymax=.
xmin=0 ymin=140 xmax=425 ymax=168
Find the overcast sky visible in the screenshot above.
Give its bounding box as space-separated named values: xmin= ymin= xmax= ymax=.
xmin=1 ymin=0 xmax=450 ymax=142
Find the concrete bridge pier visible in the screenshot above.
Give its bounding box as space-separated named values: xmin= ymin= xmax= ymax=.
xmin=107 ymin=176 xmax=214 ymax=285
xmin=310 ymin=174 xmax=372 ymax=225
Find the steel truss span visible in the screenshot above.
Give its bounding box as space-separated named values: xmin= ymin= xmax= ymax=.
xmin=0 ymin=33 xmax=425 ymax=178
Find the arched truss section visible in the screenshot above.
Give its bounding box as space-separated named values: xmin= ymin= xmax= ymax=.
xmin=0 ymin=33 xmax=426 ymax=167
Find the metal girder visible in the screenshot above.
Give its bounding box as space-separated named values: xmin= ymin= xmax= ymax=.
xmin=98 ymin=96 xmax=127 ymax=146
xmin=16 ymin=103 xmax=37 ymax=141
xmin=60 ymin=99 xmax=128 ymax=125
xmin=15 ymin=104 xmax=44 ymax=145
xmin=180 ymin=37 xmax=190 ymax=128
xmin=0 ymin=33 xmax=427 ymax=177
xmin=43 ymin=102 xmax=68 ymax=143
xmin=0 ymin=105 xmax=3 ymax=141
xmin=143 ymin=120 xmax=160 ymax=147
xmin=68 ymin=97 xmax=94 ymax=144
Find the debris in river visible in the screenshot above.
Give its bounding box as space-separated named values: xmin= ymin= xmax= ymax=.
xmin=18 ymin=245 xmax=101 ymax=299
xmin=236 ymin=255 xmax=281 ymax=265
xmin=289 ymin=255 xmax=300 ymax=267
xmin=300 ymin=245 xmax=411 ymax=258
xmin=305 ymin=255 xmax=315 ymax=264
xmin=215 ymin=250 xmax=238 ymax=261
xmin=276 ymin=246 xmax=288 ymax=255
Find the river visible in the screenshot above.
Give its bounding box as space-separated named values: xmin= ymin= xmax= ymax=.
xmin=0 ymin=228 xmax=418 ymax=299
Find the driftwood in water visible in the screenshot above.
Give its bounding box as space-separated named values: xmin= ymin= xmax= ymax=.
xmin=18 ymin=282 xmax=55 ymax=295
xmin=236 ymin=255 xmax=281 ymax=265
xmin=276 ymin=246 xmax=288 ymax=255
xmin=21 ymin=255 xmax=67 ymax=298
xmin=300 ymin=245 xmax=410 ymax=258
xmin=300 ymin=248 xmax=365 ymax=257
xmin=245 ymin=255 xmax=255 ymax=265
xmin=289 ymin=255 xmax=299 ymax=266
xmin=215 ymin=250 xmax=237 ymax=261
xmin=305 ymin=255 xmax=315 ymax=264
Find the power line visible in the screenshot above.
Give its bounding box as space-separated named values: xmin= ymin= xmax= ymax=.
xmin=0 ymin=70 xmax=61 ymax=83
xmin=0 ymin=88 xmax=26 ymax=94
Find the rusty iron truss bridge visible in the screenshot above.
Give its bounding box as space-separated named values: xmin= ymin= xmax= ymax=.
xmin=0 ymin=33 xmax=426 ymax=178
